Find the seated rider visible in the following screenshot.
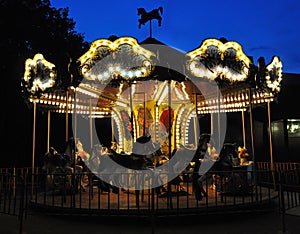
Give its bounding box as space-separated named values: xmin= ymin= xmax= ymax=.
xmin=238 ymin=146 xmax=249 ymax=165
xmin=76 ymin=140 xmax=90 ymax=162
xmin=207 ymin=142 xmax=219 ymax=161
xmin=196 ymin=142 xmax=219 ymax=200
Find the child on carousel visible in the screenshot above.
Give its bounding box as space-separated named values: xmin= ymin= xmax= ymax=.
xmin=238 ymin=146 xmax=250 ymax=165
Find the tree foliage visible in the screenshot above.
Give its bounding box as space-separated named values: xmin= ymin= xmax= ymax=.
xmin=0 ymin=0 xmax=89 ymax=166
xmin=1 ymin=0 xmax=89 ymax=89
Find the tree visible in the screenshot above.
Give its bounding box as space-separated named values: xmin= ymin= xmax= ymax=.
xmin=0 ymin=0 xmax=89 ymax=167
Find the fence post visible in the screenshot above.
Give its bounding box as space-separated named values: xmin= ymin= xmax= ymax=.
xmin=279 ymin=171 xmax=286 ymax=233
xmin=18 ymin=173 xmax=26 ymax=234
xmin=151 ymin=185 xmax=155 ymax=234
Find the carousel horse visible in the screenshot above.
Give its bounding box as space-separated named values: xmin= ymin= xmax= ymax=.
xmin=187 ymin=133 xmax=236 ymax=200
xmin=42 ymin=147 xmax=74 ymax=193
xmin=137 ymin=7 xmax=163 ymax=29
xmin=109 ymin=136 xmax=162 ymax=186
xmin=74 ymin=139 xmax=93 ymax=190
xmin=42 ymin=138 xmax=90 ymax=194
xmin=109 ymin=135 xmax=162 ymax=170
xmin=194 ymin=140 xmax=251 ymax=200
xmin=207 ymin=143 xmax=236 ymax=195
xmin=210 ymin=143 xmax=237 ymax=173
xmin=217 ymin=144 xmax=252 ymax=195
xmin=83 ymin=138 xmax=157 ymax=194
xmin=86 ymin=144 xmax=119 ymax=193
xmin=188 ymin=134 xmax=212 ymax=193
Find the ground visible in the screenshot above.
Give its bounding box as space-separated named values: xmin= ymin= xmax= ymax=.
xmin=1 ymin=208 xmax=300 ymax=234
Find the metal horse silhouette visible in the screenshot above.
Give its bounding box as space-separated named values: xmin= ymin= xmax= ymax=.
xmin=137 ymin=7 xmax=163 ymax=29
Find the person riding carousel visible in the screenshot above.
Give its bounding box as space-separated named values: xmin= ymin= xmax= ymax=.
xmin=238 ymin=146 xmax=250 ymax=165
xmin=76 ymin=139 xmax=90 ymax=162
xmin=195 ymin=138 xmax=219 ymax=200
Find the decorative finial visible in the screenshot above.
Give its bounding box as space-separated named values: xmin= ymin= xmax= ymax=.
xmin=137 ymin=6 xmax=163 ymax=38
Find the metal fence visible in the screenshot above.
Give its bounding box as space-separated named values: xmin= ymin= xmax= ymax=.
xmin=1 ymin=164 xmax=299 ymax=233
xmin=1 ymin=167 xmax=277 ymax=215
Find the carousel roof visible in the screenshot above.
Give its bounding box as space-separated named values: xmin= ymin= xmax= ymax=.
xmin=21 ymin=36 xmax=283 ymax=116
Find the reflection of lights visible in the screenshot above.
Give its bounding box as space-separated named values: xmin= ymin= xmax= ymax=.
xmin=287 ymin=119 xmax=300 ymax=134
xmin=288 ymin=124 xmax=299 ymax=133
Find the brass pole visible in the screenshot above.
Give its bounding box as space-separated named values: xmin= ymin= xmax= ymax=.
xmin=89 ymin=98 xmax=93 ymax=150
xmin=32 ymin=101 xmax=36 ymax=171
xmin=210 ymin=113 xmax=214 ymax=135
xmin=248 ymin=89 xmax=255 ymax=163
xmin=32 ymin=100 xmax=37 ymax=194
xmin=168 ymin=80 xmax=172 ymax=158
xmin=65 ymin=91 xmax=69 ymax=142
xmin=267 ymin=101 xmax=274 ymax=165
xmin=167 ymin=79 xmax=173 ymax=209
xmin=267 ymin=101 xmax=276 ymax=190
xmin=193 ymin=115 xmax=198 ymax=147
xmin=74 ymin=91 xmax=77 ymax=144
xmin=73 ymin=91 xmax=77 ymax=170
xmin=154 ymin=106 xmax=157 ymax=143
xmin=47 ymin=110 xmax=50 ymax=152
xmin=129 ymin=85 xmax=134 ymax=141
xmin=193 ymin=94 xmax=198 ymax=147
xmin=112 ymin=114 xmax=114 ymax=142
xmin=248 ymin=89 xmax=257 ymax=192
xmin=143 ymin=82 xmax=146 ymax=136
xmin=242 ymin=110 xmax=246 ymax=148
xmin=143 ymin=92 xmax=146 ymax=136
xmin=217 ymin=90 xmax=221 ymax=150
xmin=13 ymin=167 xmax=16 ymax=197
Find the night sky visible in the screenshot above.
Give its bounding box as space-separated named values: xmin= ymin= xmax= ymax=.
xmin=51 ymin=0 xmax=300 ymax=74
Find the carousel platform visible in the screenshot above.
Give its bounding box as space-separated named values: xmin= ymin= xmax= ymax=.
xmin=28 ymin=181 xmax=278 ymax=218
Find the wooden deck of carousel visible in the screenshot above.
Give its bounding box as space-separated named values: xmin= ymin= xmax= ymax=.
xmin=28 ymin=172 xmax=279 ymax=217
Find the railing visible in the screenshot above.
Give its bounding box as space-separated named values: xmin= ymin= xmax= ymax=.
xmin=277 ymin=167 xmax=300 ymax=233
xmin=1 ymin=164 xmax=299 ymax=233
xmin=256 ymin=162 xmax=300 ymax=172
xmin=2 ymin=168 xmax=277 ymax=215
xmin=31 ymin=172 xmax=264 ymax=214
xmin=255 ymin=162 xmax=300 ymax=188
xmin=0 ymin=169 xmax=29 ymax=233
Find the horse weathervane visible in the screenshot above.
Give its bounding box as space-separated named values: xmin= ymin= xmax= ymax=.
xmin=137 ymin=6 xmax=163 ymax=38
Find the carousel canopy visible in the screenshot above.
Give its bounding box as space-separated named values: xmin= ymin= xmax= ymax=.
xmin=21 ymin=36 xmax=283 ymax=116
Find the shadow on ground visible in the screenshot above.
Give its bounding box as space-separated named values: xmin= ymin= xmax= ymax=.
xmin=1 ymin=207 xmax=300 ymax=234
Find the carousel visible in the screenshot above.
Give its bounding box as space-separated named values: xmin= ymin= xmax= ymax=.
xmin=22 ymin=34 xmax=283 ymax=214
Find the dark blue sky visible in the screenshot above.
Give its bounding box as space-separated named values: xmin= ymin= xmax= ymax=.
xmin=51 ymin=0 xmax=300 ymax=74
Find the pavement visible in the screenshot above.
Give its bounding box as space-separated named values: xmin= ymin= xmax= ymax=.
xmin=1 ymin=207 xmax=300 ymax=234
xmin=286 ymin=206 xmax=300 ymax=216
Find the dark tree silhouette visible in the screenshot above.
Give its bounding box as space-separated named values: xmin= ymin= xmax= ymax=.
xmin=0 ymin=0 xmax=89 ymax=167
